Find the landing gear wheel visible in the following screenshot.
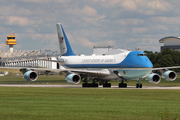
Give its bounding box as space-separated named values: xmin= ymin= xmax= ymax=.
xmin=82 ymin=83 xmax=98 ymax=87
xmin=119 ymin=83 xmax=127 ymax=88
xmin=136 ymin=78 xmax=143 ymax=88
xmin=139 ymin=84 xmax=142 ymax=88
xmin=103 ymin=83 xmax=111 ymax=87
xmin=82 ymin=83 xmax=86 ymax=87
xmin=118 ymin=83 xmax=121 ymax=87
xmin=93 ymin=83 xmax=98 ymax=87
xmin=136 ymin=84 xmax=139 ymax=88
xmin=124 ymin=83 xmax=127 ymax=87
xmin=136 ymin=84 xmax=142 ymax=88
xmin=82 ymin=83 xmax=88 ymax=87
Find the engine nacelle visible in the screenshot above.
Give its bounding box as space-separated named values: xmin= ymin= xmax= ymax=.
xmin=23 ymin=71 xmax=38 ymax=81
xmin=162 ymin=70 xmax=177 ymax=81
xmin=65 ymin=73 xmax=81 ymax=84
xmin=146 ymin=73 xmax=161 ymax=84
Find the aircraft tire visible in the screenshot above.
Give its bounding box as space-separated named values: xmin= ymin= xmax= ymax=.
xmin=95 ymin=83 xmax=99 ymax=87
xmin=119 ymin=83 xmax=127 ymax=88
xmin=92 ymin=83 xmax=98 ymax=87
xmin=82 ymin=83 xmax=99 ymax=87
xmin=82 ymin=83 xmax=87 ymax=87
xmin=139 ymin=84 xmax=142 ymax=88
xmin=136 ymin=84 xmax=139 ymax=88
xmin=123 ymin=83 xmax=127 ymax=87
xmin=103 ymin=83 xmax=111 ymax=87
xmin=118 ymin=83 xmax=121 ymax=87
xmin=136 ymin=84 xmax=142 ymax=88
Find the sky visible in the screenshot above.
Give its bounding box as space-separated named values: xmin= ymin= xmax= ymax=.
xmin=0 ymin=0 xmax=180 ymax=55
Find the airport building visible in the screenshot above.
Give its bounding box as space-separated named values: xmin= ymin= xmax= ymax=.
xmin=159 ymin=36 xmax=180 ymax=52
xmin=0 ymin=32 xmax=60 ymax=69
xmin=0 ymin=49 xmax=60 ymax=69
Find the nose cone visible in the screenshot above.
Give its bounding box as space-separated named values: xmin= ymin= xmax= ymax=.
xmin=143 ymin=55 xmax=153 ymax=68
xmin=120 ymin=51 xmax=153 ymax=68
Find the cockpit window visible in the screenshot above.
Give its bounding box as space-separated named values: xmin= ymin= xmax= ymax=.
xmin=137 ymin=54 xmax=146 ymax=56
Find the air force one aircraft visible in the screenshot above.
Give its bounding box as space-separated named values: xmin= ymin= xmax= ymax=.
xmin=2 ymin=23 xmax=180 ymax=88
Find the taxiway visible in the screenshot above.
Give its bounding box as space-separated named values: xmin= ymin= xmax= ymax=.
xmin=0 ymin=84 xmax=180 ymax=89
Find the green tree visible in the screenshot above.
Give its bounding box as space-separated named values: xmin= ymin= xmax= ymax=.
xmin=170 ymin=51 xmax=180 ymax=64
xmin=158 ymin=54 xmax=174 ymax=67
xmin=153 ymin=63 xmax=161 ymax=68
xmin=144 ymin=48 xmax=180 ymax=71
xmin=144 ymin=50 xmax=153 ymax=54
xmin=162 ymin=47 xmax=171 ymax=55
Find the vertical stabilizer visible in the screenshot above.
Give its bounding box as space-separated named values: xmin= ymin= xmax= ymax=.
xmin=56 ymin=23 xmax=75 ymax=56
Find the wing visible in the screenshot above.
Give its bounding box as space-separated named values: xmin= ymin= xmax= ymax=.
xmin=0 ymin=66 xmax=110 ymax=77
xmin=69 ymin=69 xmax=110 ymax=76
xmin=151 ymin=66 xmax=180 ymax=82
xmin=152 ymin=66 xmax=180 ymax=70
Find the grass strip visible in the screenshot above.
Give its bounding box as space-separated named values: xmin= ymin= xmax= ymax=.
xmin=0 ymin=87 xmax=179 ymax=120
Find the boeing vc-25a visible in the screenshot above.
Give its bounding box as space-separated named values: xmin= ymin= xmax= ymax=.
xmin=2 ymin=23 xmax=180 ymax=88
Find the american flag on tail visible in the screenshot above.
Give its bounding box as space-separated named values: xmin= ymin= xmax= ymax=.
xmin=60 ymin=37 xmax=63 ymax=43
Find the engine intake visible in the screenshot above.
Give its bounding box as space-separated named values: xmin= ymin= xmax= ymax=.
xmin=162 ymin=70 xmax=177 ymax=81
xmin=146 ymin=73 xmax=161 ymax=84
xmin=23 ymin=71 xmax=38 ymax=81
xmin=65 ymin=73 xmax=81 ymax=84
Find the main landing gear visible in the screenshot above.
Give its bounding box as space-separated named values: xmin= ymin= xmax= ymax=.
xmin=82 ymin=76 xmax=99 ymax=87
xmin=118 ymin=80 xmax=127 ymax=88
xmin=82 ymin=82 xmax=98 ymax=87
xmin=103 ymin=81 xmax=111 ymax=87
xmin=119 ymin=83 xmax=127 ymax=88
xmin=113 ymin=70 xmax=128 ymax=88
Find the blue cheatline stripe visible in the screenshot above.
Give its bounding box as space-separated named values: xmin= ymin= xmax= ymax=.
xmin=64 ymin=64 xmax=151 ymax=68
xmin=61 ymin=25 xmax=75 ymax=56
xmin=63 ymin=51 xmax=153 ymax=68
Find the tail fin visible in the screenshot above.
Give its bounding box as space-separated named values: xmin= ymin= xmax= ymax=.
xmin=56 ymin=23 xmax=75 ymax=56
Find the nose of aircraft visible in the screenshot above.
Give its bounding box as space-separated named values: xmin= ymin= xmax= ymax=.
xmin=133 ymin=51 xmax=153 ymax=68
xmin=120 ymin=51 xmax=153 ymax=68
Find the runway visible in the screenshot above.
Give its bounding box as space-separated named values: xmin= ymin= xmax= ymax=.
xmin=0 ymin=84 xmax=180 ymax=89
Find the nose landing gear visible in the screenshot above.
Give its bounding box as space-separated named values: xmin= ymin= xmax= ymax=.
xmin=136 ymin=78 xmax=142 ymax=88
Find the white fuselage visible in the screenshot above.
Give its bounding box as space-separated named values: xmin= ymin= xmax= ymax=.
xmin=58 ymin=50 xmax=153 ymax=81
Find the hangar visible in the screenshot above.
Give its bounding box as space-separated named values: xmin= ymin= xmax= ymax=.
xmin=159 ymin=36 xmax=180 ymax=52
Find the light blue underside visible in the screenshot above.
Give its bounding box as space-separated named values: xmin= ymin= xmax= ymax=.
xmin=116 ymin=69 xmax=152 ymax=80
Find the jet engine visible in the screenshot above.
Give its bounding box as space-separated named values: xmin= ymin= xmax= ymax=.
xmin=23 ymin=71 xmax=38 ymax=81
xmin=162 ymin=70 xmax=177 ymax=81
xmin=65 ymin=73 xmax=81 ymax=84
xmin=146 ymin=73 xmax=161 ymax=84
